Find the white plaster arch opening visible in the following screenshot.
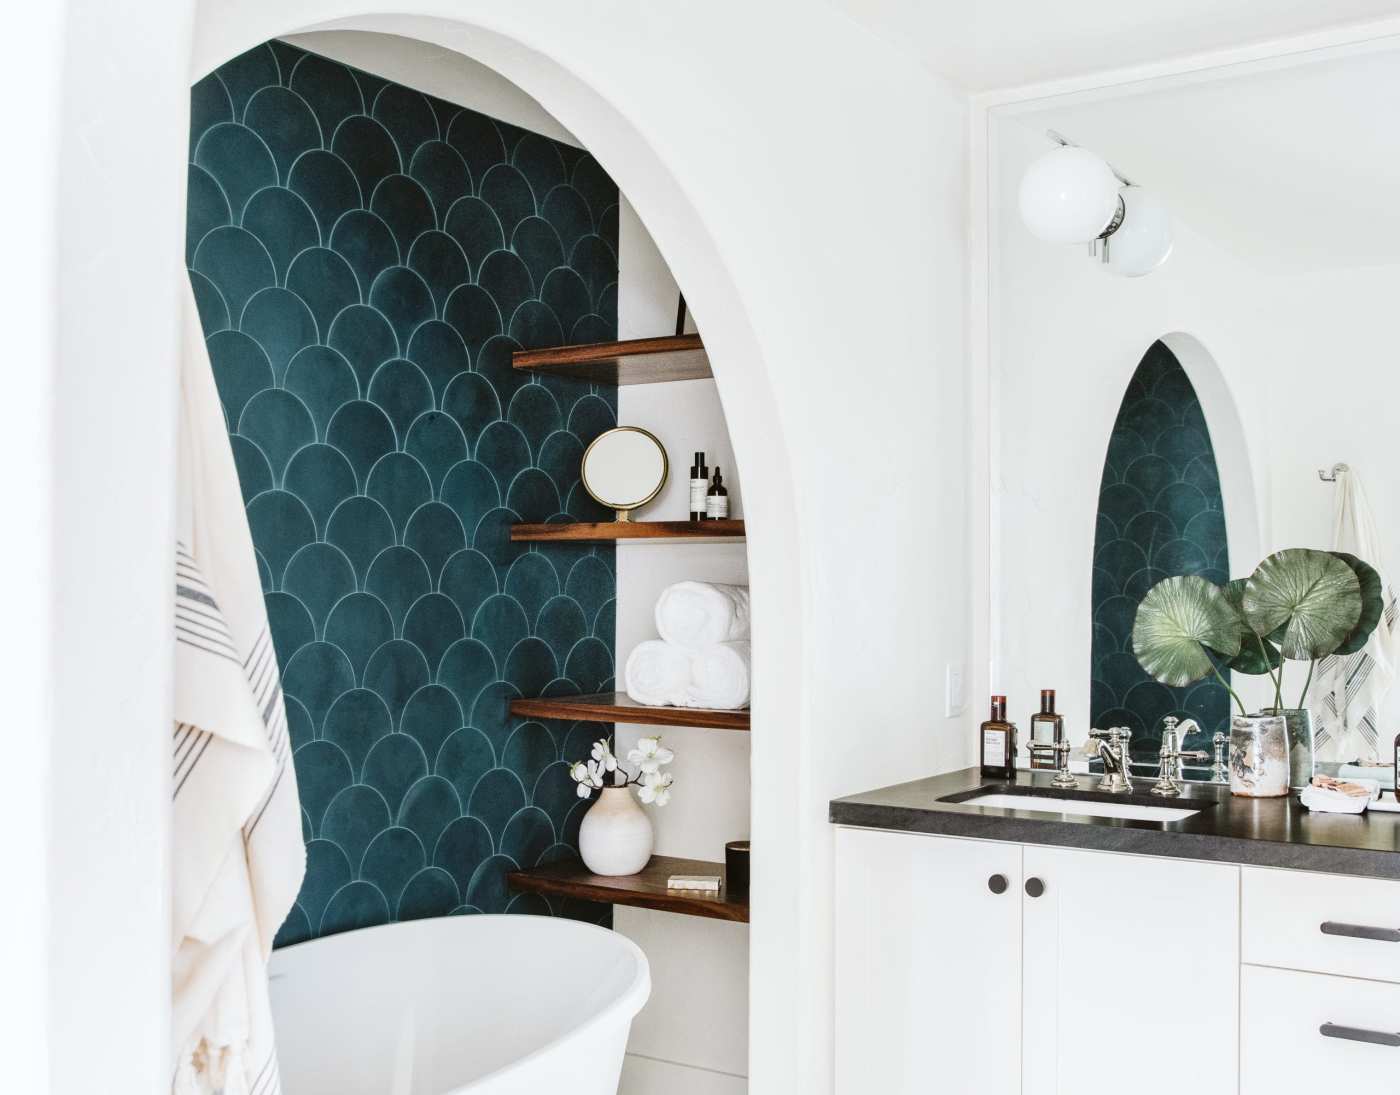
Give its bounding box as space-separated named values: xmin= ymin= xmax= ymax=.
xmin=1157 ymin=330 xmax=1263 ymax=575
xmin=189 ymin=2 xmax=803 ymax=1085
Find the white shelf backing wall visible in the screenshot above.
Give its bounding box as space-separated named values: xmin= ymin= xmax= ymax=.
xmin=615 ymin=197 xmax=751 ymax=1094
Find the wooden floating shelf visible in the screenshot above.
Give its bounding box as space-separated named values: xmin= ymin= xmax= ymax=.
xmin=511 ymin=519 xmax=745 ymax=543
xmin=511 ymin=691 xmax=750 ymax=731
xmin=512 ymin=334 xmax=710 ymax=385
xmin=508 ymin=854 xmax=748 ymax=922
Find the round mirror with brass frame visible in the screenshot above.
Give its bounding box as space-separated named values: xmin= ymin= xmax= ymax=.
xmin=580 ymin=426 xmax=669 ymax=521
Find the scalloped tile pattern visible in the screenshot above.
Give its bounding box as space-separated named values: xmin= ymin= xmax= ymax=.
xmin=187 ymin=41 xmax=621 ymax=943
xmin=1090 ymin=341 xmax=1229 ymax=762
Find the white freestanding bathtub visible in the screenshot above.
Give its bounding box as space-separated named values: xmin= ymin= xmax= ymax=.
xmin=269 ymin=915 xmax=650 ymax=1095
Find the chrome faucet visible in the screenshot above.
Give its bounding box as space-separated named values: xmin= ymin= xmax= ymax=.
xmin=1150 ymin=717 xmax=1210 ymax=797
xmin=1088 ymin=727 xmax=1133 ymax=793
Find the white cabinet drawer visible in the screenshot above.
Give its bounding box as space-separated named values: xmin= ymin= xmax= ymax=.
xmin=1242 ymin=866 xmax=1400 ymax=982
xmin=1242 ymin=965 xmax=1400 ymax=1090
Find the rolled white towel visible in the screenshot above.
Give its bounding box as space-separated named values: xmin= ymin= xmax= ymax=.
xmin=686 ymin=641 xmax=751 ymax=710
xmin=655 ymin=581 xmax=750 ymax=650
xmin=624 ymin=640 xmax=693 ymax=707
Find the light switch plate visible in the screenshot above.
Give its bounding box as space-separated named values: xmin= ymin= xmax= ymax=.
xmin=945 ymin=661 xmax=966 ymax=718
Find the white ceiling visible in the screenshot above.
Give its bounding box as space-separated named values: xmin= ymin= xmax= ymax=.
xmin=826 ymin=0 xmax=1400 ymax=91
xmin=1016 ymin=42 xmax=1400 ymax=273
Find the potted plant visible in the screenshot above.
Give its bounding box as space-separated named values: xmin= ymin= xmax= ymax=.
xmin=569 ymin=735 xmax=676 ymax=875
xmin=1237 ymin=549 xmax=1380 ymax=789
xmin=1133 ymin=550 xmax=1382 ymax=797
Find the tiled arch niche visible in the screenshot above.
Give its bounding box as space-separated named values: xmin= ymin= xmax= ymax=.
xmin=187 ymin=40 xmax=619 ymax=943
xmin=1090 ymin=340 xmax=1230 ymax=763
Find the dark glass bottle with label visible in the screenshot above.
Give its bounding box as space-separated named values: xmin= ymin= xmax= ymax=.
xmin=689 ymin=452 xmax=708 ymax=521
xmin=1029 ymin=689 xmax=1064 ymax=770
xmin=706 ymin=467 xmax=729 ymax=519
xmin=981 ymin=695 xmax=1016 ymax=780
xmin=1393 ymin=730 xmax=1399 ymax=798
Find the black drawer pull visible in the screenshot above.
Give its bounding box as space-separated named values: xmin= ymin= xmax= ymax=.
xmin=1320 ymin=1023 xmax=1400 ymax=1047
xmin=988 ymin=874 xmax=1008 ymax=895
xmin=1321 ymin=921 xmax=1400 ymax=943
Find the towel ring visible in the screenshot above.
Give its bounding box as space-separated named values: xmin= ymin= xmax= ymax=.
xmin=1319 ymin=463 xmax=1350 ymax=482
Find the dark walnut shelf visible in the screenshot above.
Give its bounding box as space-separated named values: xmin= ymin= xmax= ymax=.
xmin=512 ymin=334 xmax=709 ymax=385
xmin=511 ymin=519 xmax=745 ymax=543
xmin=508 ymin=854 xmax=748 ymax=922
xmin=510 ymin=691 xmax=750 ymax=731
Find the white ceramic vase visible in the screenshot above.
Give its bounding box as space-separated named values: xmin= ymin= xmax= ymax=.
xmin=579 ymin=786 xmax=654 ymax=876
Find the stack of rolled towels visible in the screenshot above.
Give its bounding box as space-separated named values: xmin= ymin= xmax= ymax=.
xmin=625 ymin=581 xmax=751 ymax=710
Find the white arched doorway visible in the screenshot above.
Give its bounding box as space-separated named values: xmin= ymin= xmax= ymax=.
xmin=38 ymin=3 xmax=965 ymax=1091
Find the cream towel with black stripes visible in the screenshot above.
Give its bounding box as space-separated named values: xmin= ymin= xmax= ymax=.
xmin=172 ymin=280 xmax=305 ymax=1095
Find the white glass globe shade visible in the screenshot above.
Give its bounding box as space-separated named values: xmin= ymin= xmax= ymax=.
xmin=1106 ymin=186 xmax=1173 ymax=277
xmin=1018 ymin=146 xmax=1120 ymax=244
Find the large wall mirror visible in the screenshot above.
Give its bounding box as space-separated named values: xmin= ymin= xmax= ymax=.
xmin=990 ymin=40 xmax=1400 ymax=772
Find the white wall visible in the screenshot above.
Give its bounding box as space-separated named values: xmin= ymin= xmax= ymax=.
xmin=614 ymin=198 xmax=750 ymax=1094
xmin=991 ymin=111 xmax=1400 ymax=742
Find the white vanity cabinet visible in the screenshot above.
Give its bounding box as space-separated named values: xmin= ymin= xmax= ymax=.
xmin=834 ymin=828 xmax=1239 ymax=1095
xmin=1239 ymin=866 xmax=1400 ymax=1091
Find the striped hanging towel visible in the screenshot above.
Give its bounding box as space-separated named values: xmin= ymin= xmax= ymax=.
xmin=171 ymin=279 xmax=305 ymax=1094
xmin=1311 ymin=467 xmax=1399 ymax=763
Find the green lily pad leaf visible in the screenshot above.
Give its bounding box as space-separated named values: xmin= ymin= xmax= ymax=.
xmin=1243 ymin=548 xmax=1361 ymax=660
xmin=1220 ymin=578 xmax=1280 ymax=674
xmin=1133 ymin=575 xmax=1241 ymax=687
xmin=1228 ymin=633 xmax=1282 ymax=674
xmin=1330 ymin=552 xmax=1384 ymax=657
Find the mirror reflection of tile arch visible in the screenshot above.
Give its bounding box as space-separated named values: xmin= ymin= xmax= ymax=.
xmin=1090 ymin=340 xmax=1229 ymax=763
xmin=187 ymin=39 xmax=622 ymax=944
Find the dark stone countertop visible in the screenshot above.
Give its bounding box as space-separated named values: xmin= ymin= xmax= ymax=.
xmin=829 ymin=767 xmax=1400 ymax=880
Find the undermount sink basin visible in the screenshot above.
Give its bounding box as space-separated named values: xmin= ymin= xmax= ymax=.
xmin=956 ymin=792 xmax=1200 ymax=823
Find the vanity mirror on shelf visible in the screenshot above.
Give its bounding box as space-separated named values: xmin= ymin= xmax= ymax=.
xmin=580 ymin=426 xmax=668 ymax=523
xmin=989 ymin=36 xmax=1400 ymax=800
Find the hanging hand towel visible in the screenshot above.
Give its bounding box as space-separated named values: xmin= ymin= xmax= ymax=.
xmin=171 ymin=279 xmax=305 ymax=1095
xmin=624 ymin=640 xmax=694 ymax=707
xmin=655 ymin=581 xmax=750 ymax=649
xmin=1311 ymin=467 xmax=1400 ymax=763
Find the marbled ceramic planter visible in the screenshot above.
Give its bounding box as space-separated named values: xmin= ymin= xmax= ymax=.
xmin=1229 ymin=714 xmax=1291 ymax=797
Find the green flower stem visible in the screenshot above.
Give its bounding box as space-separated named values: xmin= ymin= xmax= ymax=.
xmin=1211 ymin=664 xmax=1248 ymax=717
xmin=1297 ymin=659 xmax=1316 ymax=710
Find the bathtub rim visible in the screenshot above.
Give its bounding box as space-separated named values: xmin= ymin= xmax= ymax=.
xmin=270 ymin=912 xmax=652 ymax=1092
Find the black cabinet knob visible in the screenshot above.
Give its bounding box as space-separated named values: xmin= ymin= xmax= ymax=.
xmin=988 ymin=873 xmax=1008 ymax=895
xmin=1025 ymin=877 xmax=1046 ymax=898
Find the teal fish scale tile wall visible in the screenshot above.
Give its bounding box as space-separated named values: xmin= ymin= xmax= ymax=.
xmin=187 ymin=41 xmax=620 ymax=942
xmin=1091 ymin=341 xmax=1229 ymax=762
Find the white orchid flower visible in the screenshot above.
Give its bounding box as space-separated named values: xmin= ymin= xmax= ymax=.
xmin=636 ymin=769 xmax=675 ymax=807
xmin=575 ymin=781 xmax=592 ymax=799
xmin=590 ymin=739 xmax=610 ymax=762
xmin=569 ymin=761 xmax=589 ymax=784
xmin=626 ymin=736 xmax=675 ymax=775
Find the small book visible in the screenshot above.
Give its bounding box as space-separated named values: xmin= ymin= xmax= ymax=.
xmin=667 ymin=874 xmax=721 ymax=892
